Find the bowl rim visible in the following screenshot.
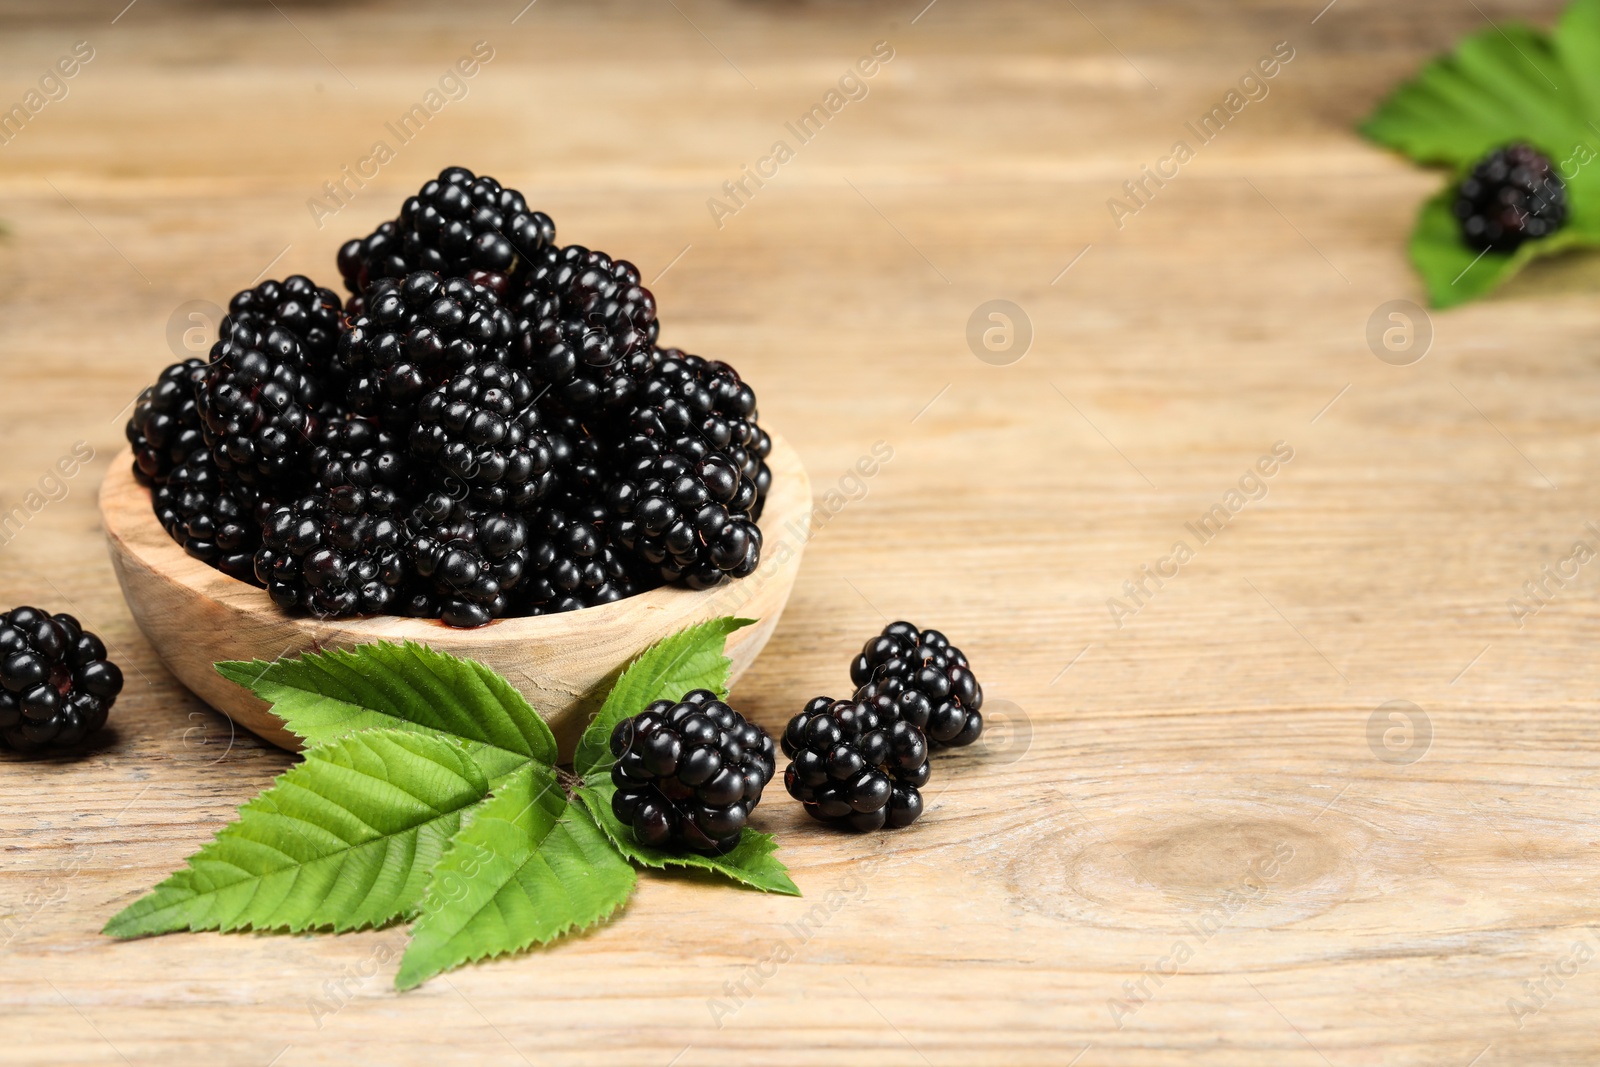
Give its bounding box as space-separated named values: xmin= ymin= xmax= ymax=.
xmin=100 ymin=429 xmax=813 ymax=640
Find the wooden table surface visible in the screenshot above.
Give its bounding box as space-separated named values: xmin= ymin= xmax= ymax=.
xmin=5 ymin=0 xmax=1600 ymax=1063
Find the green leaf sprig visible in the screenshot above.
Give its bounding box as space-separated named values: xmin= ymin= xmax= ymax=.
xmin=1361 ymin=0 xmax=1600 ymax=306
xmin=103 ymin=617 xmax=799 ymax=990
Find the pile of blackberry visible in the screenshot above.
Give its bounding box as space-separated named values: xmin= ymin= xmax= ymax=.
xmin=782 ymin=622 xmax=984 ymax=832
xmin=126 ymin=166 xmax=773 ymax=627
xmin=1454 ymin=143 xmax=1569 ymax=253
xmin=609 ymin=690 xmax=777 ymax=852
xmin=0 ymin=607 xmax=123 ymax=752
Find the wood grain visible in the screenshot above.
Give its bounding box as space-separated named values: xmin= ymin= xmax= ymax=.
xmin=4 ymin=0 xmax=1600 ymax=1064
xmin=99 ymin=434 xmax=809 ymax=755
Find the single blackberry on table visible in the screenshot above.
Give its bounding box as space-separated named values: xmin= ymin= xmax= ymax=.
xmin=126 ymin=358 xmax=207 ymax=486
xmin=254 ymin=478 xmax=408 ymax=619
xmin=510 ymin=245 xmax=659 ymax=416
xmin=338 ymin=272 xmax=516 ymax=432
xmin=197 ymin=315 xmax=332 ymax=490
xmin=153 ymin=451 xmax=266 ymax=585
xmin=1453 ymin=144 xmax=1568 ymax=253
xmin=851 ymin=621 xmax=984 ymax=749
xmin=781 ymin=696 xmax=928 ymax=832
xmin=609 ymin=689 xmax=776 ymax=852
xmin=410 ymin=361 xmax=553 ymax=510
xmin=0 ymin=607 xmax=123 ymax=753
xmin=519 ymin=505 xmax=642 ymax=614
xmin=336 ymin=167 xmax=556 ymax=304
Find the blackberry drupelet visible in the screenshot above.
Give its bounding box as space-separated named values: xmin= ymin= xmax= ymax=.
xmin=254 ymin=478 xmax=408 ymax=619
xmin=1454 ymin=144 xmax=1569 ymax=253
xmin=609 ymin=689 xmax=777 ymax=852
xmin=410 ymin=361 xmax=552 ymax=510
xmin=510 ymin=245 xmax=658 ymax=416
xmin=0 ymin=607 xmax=123 ymax=753
xmin=781 ymin=696 xmax=928 ymax=831
xmin=851 ymin=621 xmax=984 ymax=748
xmin=153 ymin=451 xmax=266 ymax=584
xmin=336 ymin=168 xmax=556 ymax=303
xmin=126 ymin=358 xmax=207 ymax=486
xmin=339 ymin=272 xmax=516 ymax=432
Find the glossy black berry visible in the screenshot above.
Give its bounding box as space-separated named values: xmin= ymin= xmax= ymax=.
xmin=337 ymin=167 xmax=556 ymax=304
xmin=153 ymin=450 xmax=267 ymax=585
xmin=254 ymin=477 xmax=408 ymax=618
xmin=519 ymin=505 xmax=643 ymax=614
xmin=781 ymin=697 xmax=929 ymax=831
xmin=609 ymin=690 xmax=776 ymax=852
xmin=0 ymin=607 xmax=123 ymax=753
xmin=410 ymin=361 xmax=552 ymax=510
xmin=1454 ymin=144 xmax=1568 ymax=253
xmin=851 ymin=621 xmax=984 ymax=749
xmin=339 ymin=272 xmax=517 ymax=433
xmin=126 ymin=359 xmax=207 ymax=486
xmin=510 ymin=245 xmax=657 ymax=417
xmin=197 ymin=314 xmax=330 ymax=490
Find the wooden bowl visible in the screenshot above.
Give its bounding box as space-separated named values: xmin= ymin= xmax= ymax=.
xmin=100 ymin=433 xmax=810 ymax=756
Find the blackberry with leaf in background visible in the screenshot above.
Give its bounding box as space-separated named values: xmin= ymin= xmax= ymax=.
xmin=781 ymin=696 xmax=928 ymax=831
xmin=1454 ymin=143 xmax=1568 ymax=253
xmin=153 ymin=451 xmax=266 ymax=585
xmin=337 ymin=168 xmax=556 ymax=307
xmin=852 ymin=621 xmax=984 ymax=749
xmin=126 ymin=358 xmax=207 ymax=487
xmin=610 ymin=689 xmax=776 ymax=852
xmin=0 ymin=607 xmax=123 ymax=753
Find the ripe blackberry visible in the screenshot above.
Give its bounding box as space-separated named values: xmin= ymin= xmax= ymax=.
xmin=0 ymin=607 xmax=123 ymax=753
xmin=1454 ymin=144 xmax=1568 ymax=253
xmin=608 ymin=448 xmax=762 ymax=589
xmin=311 ymin=415 xmax=408 ymax=494
xmin=336 ymin=168 xmax=556 ymax=303
xmin=510 ymin=245 xmax=658 ymax=416
xmin=254 ymin=478 xmax=408 ymax=618
xmin=410 ymin=361 xmax=553 ymax=510
xmin=126 ymin=359 xmax=208 ymax=487
xmin=781 ymin=697 xmax=928 ymax=832
xmin=851 ymin=622 xmax=984 ymax=749
xmin=520 ymin=505 xmax=641 ymax=614
xmin=402 ymin=500 xmax=527 ymax=628
xmin=153 ymin=451 xmax=265 ymax=584
xmin=609 ymin=690 xmax=776 ymax=852
xmin=338 ymin=272 xmax=516 ymax=432
xmin=646 ymin=349 xmax=772 ymax=516
xmin=197 ymin=315 xmax=331 ymax=489
xmin=226 ymin=275 xmax=346 ymax=365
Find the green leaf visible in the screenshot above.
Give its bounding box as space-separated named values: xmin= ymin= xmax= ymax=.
xmin=104 ymin=731 xmax=491 ymax=939
xmin=576 ymin=781 xmax=800 ymax=896
xmin=572 ymin=617 xmax=755 ymax=778
xmin=1409 ymin=184 xmax=1600 ymax=306
xmin=1361 ymin=20 xmax=1580 ymax=167
xmin=396 ymin=764 xmax=637 ymax=990
xmin=216 ymin=641 xmax=556 ymax=784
